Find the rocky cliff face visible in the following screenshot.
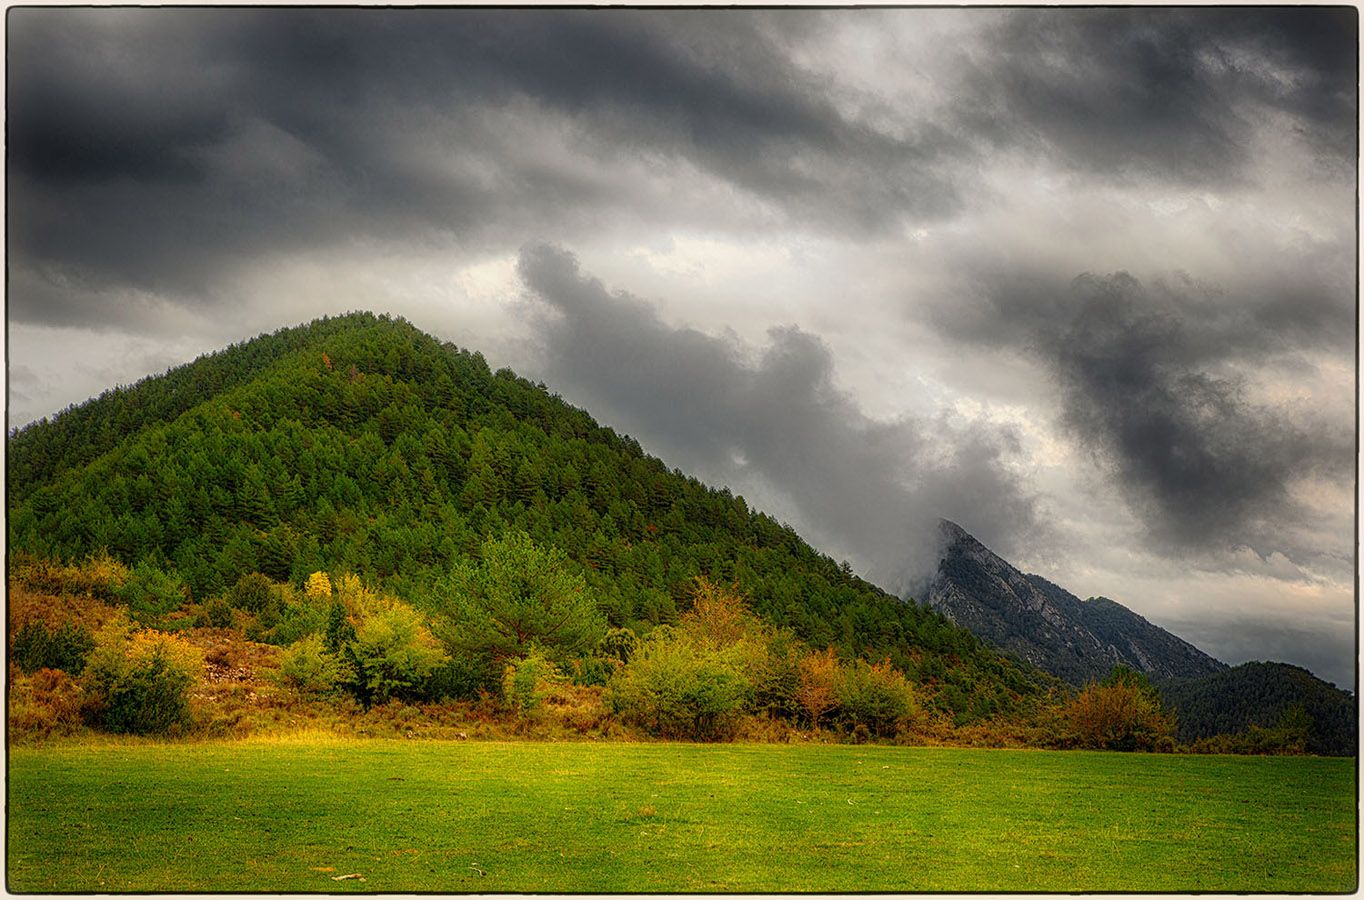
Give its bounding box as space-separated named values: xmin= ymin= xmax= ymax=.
xmin=926 ymin=520 xmax=1225 ymax=686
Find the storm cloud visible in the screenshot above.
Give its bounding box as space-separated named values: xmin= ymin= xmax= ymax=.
xmin=959 ymin=7 xmax=1357 ymax=184
xmin=516 ymin=244 xmax=1040 ymax=596
xmin=7 ymin=7 xmax=964 ymax=317
xmin=1044 ymin=273 xmax=1351 ymax=559
xmin=929 ymin=261 xmax=1354 ymax=572
xmin=14 ymin=7 xmax=1354 ymax=324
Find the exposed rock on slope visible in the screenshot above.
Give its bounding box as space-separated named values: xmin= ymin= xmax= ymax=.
xmin=926 ymin=520 xmax=1225 ymax=686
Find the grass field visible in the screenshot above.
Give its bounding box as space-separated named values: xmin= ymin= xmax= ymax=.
xmin=7 ymin=736 xmax=1357 ymax=893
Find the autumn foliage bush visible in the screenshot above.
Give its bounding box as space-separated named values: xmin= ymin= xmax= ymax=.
xmin=9 ymin=666 xmax=87 ymax=741
xmin=278 ymin=633 xmax=345 ymax=694
xmin=502 ymin=649 xmax=567 ymax=719
xmin=796 ymin=647 xmax=841 ymax=728
xmin=11 ymin=620 xmax=95 ymax=675
xmin=1186 ymin=705 xmax=1313 ymax=756
xmin=10 ymin=557 xmax=1184 ymax=750
xmin=607 ymin=579 xmax=934 ymax=742
xmin=609 ymin=625 xmax=751 ymax=740
xmin=81 ymin=615 xmax=204 ymax=735
xmin=1063 ymin=668 xmax=1176 ymax=752
xmin=835 ymin=658 xmax=921 ymax=738
xmin=10 ymin=549 xmax=128 ymax=602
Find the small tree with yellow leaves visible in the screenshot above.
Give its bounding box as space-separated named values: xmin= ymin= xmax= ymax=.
xmin=304 ymin=571 xmax=333 ymax=604
xmin=796 ymin=647 xmax=842 ymax=729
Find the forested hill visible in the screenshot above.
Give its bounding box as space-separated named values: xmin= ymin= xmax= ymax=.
xmin=10 ymin=315 xmax=373 ymax=504
xmin=1158 ymin=662 xmax=1357 ymax=757
xmin=7 ymin=312 xmax=1045 ymax=721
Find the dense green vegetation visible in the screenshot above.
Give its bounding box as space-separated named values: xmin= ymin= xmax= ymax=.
xmin=7 ymin=312 xmax=1352 ymax=755
xmin=8 ymin=738 xmax=1355 ymax=892
xmin=8 ymin=312 xmax=1043 ymax=723
xmin=1159 ymin=662 xmax=1358 ymax=756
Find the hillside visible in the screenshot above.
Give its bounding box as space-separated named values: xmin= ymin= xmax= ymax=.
xmin=1158 ymin=662 xmax=1357 ymax=757
xmin=927 ymin=520 xmax=1226 ymax=687
xmin=8 ymin=312 xmax=1045 ymax=723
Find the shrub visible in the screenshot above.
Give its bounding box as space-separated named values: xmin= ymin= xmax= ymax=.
xmin=502 ymin=649 xmax=567 ymax=718
xmin=196 ymin=596 xmax=234 ymax=629
xmin=676 ymin=578 xmax=801 ymax=720
xmin=570 ymin=656 xmax=615 ymax=687
xmin=681 ymin=578 xmax=749 ymax=645
xmin=82 ymin=618 xmax=203 ymax=735
xmin=80 ymin=549 xmax=131 ymax=601
xmin=228 ymin=573 xmax=276 ymax=615
xmin=1186 ymin=706 xmax=1312 ymax=756
xmin=1064 ymin=668 xmax=1176 ymax=752
xmin=423 ymin=655 xmax=494 ymax=702
xmin=796 ymin=647 xmax=842 ymax=728
xmin=741 ymin=628 xmax=802 ymax=719
xmin=264 ymin=584 xmax=329 ymax=646
xmin=278 ymin=633 xmax=344 ymax=694
xmin=609 ymin=628 xmax=751 ymax=741
xmin=836 ymin=659 xmax=919 ymax=738
xmin=599 ymin=627 xmax=639 ymax=664
xmin=9 ymin=667 xmax=87 ymax=741
xmin=543 ymin=683 xmax=612 ymax=736
xmin=10 ymin=550 xmax=128 ymax=600
xmin=325 ymin=600 xmax=357 ymax=652
xmin=304 ymin=571 xmax=334 ymax=603
xmin=11 ymin=621 xmax=95 ymax=675
xmin=343 ymin=598 xmax=449 ymax=706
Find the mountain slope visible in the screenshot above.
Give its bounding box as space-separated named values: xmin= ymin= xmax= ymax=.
xmin=926 ymin=520 xmax=1225 ymax=686
xmin=9 ymin=316 xmax=373 ymax=504
xmin=7 ymin=312 xmax=1047 ymax=721
xmin=1158 ymin=662 xmax=1357 ymax=757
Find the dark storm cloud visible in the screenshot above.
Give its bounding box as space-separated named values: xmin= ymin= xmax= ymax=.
xmin=939 ymin=269 xmax=1352 ymax=563
xmin=6 ymin=7 xmax=961 ymax=321
xmin=516 ymin=244 xmax=1039 ymax=596
xmin=1048 ymin=274 xmax=1348 ymax=556
xmin=10 ymin=7 xmax=1354 ymax=331
xmin=960 ymin=7 xmax=1357 ymax=183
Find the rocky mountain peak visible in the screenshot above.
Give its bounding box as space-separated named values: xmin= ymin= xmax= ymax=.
xmin=927 ymin=519 xmax=1225 ymax=686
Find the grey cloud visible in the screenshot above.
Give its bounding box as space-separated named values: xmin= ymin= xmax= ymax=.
xmin=940 ymin=268 xmax=1352 ymax=564
xmin=516 ymin=244 xmax=1039 ymax=597
xmin=958 ymin=8 xmax=1356 ymax=184
xmin=6 ymin=7 xmax=963 ymax=321
xmin=7 ymin=366 xmax=43 ymax=419
xmin=10 ymin=7 xmax=1353 ymax=334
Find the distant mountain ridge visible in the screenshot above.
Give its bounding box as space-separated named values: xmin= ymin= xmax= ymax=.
xmin=926 ymin=520 xmax=1226 ymax=687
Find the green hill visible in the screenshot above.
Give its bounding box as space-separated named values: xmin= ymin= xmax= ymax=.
xmin=8 ymin=312 xmax=1046 ymax=722
xmin=1158 ymin=661 xmax=1357 ymax=757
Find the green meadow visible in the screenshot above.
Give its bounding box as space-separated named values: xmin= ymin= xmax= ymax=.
xmin=7 ymin=737 xmax=1356 ymax=893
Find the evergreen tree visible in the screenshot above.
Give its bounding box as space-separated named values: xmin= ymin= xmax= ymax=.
xmin=436 ymin=530 xmax=605 ymax=664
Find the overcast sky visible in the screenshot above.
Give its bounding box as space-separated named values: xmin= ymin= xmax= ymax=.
xmin=7 ymin=7 xmax=1357 ymax=688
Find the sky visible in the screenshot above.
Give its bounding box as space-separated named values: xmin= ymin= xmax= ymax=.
xmin=6 ymin=7 xmax=1357 ymax=689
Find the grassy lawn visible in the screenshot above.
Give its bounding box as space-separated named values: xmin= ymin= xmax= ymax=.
xmin=7 ymin=736 xmax=1356 ymax=893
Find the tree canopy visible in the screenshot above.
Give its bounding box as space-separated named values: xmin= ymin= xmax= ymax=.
xmin=436 ymin=530 xmax=605 ymax=664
